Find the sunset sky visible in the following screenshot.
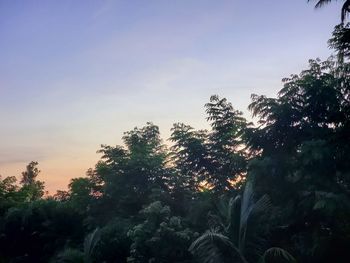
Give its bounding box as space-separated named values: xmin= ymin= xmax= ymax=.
xmin=0 ymin=0 xmax=341 ymax=193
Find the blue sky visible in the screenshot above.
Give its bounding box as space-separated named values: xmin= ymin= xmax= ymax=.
xmin=0 ymin=0 xmax=342 ymax=192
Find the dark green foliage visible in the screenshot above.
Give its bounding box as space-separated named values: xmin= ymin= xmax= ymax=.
xmin=51 ymin=228 xmax=101 ymax=263
xmin=52 ymin=248 xmax=84 ymax=263
xmin=246 ymin=53 xmax=350 ymax=262
xmin=189 ymin=182 xmax=294 ymax=263
xmin=0 ymin=200 xmax=85 ymax=262
xmin=261 ymin=248 xmax=296 ymax=263
xmin=68 ymin=177 xmax=94 ymax=214
xmin=0 ymin=175 xmax=19 ymax=215
xmin=127 ymin=201 xmax=195 ymax=263
xmin=92 ymin=219 xmax=132 ymax=262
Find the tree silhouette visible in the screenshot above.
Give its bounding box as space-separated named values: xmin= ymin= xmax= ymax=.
xmin=20 ymin=161 xmax=40 ymax=185
xmin=308 ymin=0 xmax=350 ymax=23
xmin=20 ymin=161 xmax=45 ymax=201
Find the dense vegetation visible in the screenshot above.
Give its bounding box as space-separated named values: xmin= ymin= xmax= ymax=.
xmin=1 ymin=4 xmax=350 ymax=263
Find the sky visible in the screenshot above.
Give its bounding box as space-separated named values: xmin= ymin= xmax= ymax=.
xmin=0 ymin=0 xmax=342 ymax=193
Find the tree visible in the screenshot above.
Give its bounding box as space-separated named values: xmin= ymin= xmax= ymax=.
xmin=170 ymin=95 xmax=248 ymax=195
xmin=308 ymin=0 xmax=350 ymax=23
xmin=0 ymin=200 xmax=85 ymax=262
xmin=246 ymin=54 xmax=350 ymax=262
xmin=94 ymin=122 xmax=173 ymax=218
xmin=0 ymin=175 xmax=19 ymax=215
xmin=246 ymin=57 xmax=349 ymax=198
xmin=328 ymin=23 xmax=350 ymax=61
xmin=189 ymin=181 xmax=295 ymax=263
xmin=68 ymin=177 xmax=94 ymax=214
xmin=205 ymin=95 xmax=248 ymax=192
xmin=127 ymin=201 xmax=195 ymax=263
xmin=170 ymin=122 xmax=210 ymax=192
xmin=91 ymin=218 xmax=132 ymax=262
xmin=19 ymin=161 xmax=45 ymax=202
xmin=21 ymin=161 xmax=40 ymax=185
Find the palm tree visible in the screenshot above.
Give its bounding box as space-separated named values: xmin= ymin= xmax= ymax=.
xmin=53 ymin=228 xmax=101 ymax=263
xmin=189 ymin=181 xmax=295 ymax=263
xmin=308 ymin=0 xmax=350 ymax=23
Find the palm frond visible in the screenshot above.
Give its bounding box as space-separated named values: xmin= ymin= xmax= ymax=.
xmin=228 ymin=195 xmax=241 ymax=225
xmin=191 ymin=182 xmax=279 ymax=263
xmin=216 ymin=197 xmax=230 ymax=224
xmin=189 ymin=229 xmax=243 ymax=263
xmin=251 ymin=195 xmax=272 ymax=216
xmin=341 ymin=0 xmax=350 ymax=23
xmin=308 ymin=0 xmax=333 ymax=9
xmin=239 ymin=183 xmax=272 ymax=255
xmin=54 ymin=248 xmax=84 ymax=263
xmin=84 ymin=228 xmax=101 ymax=263
xmin=309 ymin=0 xmax=350 ymax=23
xmin=226 ymin=195 xmax=241 ymax=242
xmin=239 ymin=181 xmax=255 ymax=252
xmin=240 ymin=181 xmax=254 ymax=226
xmin=208 ymin=211 xmax=225 ymax=231
xmin=261 ymin=247 xmax=296 ymax=263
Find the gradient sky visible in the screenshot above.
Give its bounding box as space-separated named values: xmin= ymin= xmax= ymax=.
xmin=0 ymin=0 xmax=342 ymax=193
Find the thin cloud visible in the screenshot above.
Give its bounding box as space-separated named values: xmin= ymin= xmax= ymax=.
xmin=0 ymin=146 xmax=47 ymax=165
